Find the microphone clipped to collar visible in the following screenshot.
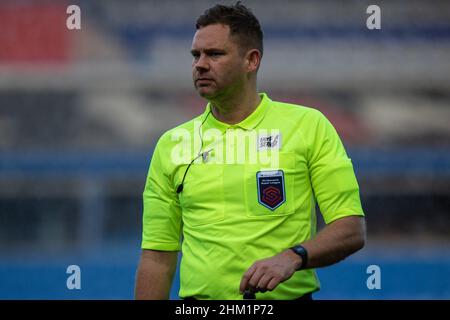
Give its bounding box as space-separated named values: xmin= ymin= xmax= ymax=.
xmin=176 ymin=149 xmax=211 ymax=194
xmin=176 ymin=110 xmax=212 ymax=194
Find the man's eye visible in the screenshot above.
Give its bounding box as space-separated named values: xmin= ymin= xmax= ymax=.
xmin=210 ymin=52 xmax=223 ymax=57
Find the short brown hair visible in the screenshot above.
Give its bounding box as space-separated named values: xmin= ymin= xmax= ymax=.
xmin=195 ymin=2 xmax=264 ymax=56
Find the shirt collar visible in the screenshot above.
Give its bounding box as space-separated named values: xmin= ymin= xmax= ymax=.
xmin=201 ymin=93 xmax=271 ymax=133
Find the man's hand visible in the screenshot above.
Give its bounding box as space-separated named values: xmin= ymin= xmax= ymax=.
xmin=238 ymin=216 xmax=366 ymax=296
xmin=239 ymin=249 xmax=301 ymax=294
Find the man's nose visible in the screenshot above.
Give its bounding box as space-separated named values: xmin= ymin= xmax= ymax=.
xmin=194 ymin=55 xmax=209 ymax=72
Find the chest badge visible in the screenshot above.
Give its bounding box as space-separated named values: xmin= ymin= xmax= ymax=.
xmin=256 ymin=170 xmax=286 ymax=210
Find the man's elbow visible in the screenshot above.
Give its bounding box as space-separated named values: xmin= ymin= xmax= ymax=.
xmin=352 ymin=217 xmax=366 ymax=252
xmin=354 ymin=232 xmax=365 ymax=252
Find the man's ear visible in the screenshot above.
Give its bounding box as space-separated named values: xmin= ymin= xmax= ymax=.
xmin=245 ymin=49 xmax=262 ymax=72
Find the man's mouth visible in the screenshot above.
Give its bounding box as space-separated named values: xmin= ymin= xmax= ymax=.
xmin=196 ymin=78 xmax=214 ymax=87
xmin=196 ymin=78 xmax=213 ymax=82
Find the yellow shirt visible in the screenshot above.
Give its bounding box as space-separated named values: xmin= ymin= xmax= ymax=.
xmin=141 ymin=93 xmax=364 ymax=299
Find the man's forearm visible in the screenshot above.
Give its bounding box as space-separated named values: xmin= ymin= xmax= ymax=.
xmin=290 ymin=215 xmax=366 ymax=269
xmin=239 ymin=215 xmax=366 ymax=294
xmin=134 ymin=249 xmax=178 ymax=300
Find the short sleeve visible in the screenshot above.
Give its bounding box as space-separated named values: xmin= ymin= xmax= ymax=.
xmin=307 ymin=111 xmax=364 ymax=224
xmin=141 ymin=135 xmax=182 ymax=251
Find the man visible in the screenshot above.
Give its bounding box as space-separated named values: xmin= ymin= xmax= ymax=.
xmin=135 ymin=3 xmax=365 ymax=300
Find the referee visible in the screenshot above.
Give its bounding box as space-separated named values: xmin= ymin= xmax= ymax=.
xmin=135 ymin=2 xmax=365 ymax=300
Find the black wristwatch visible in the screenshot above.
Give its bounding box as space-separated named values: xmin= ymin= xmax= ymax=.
xmin=290 ymin=245 xmax=308 ymax=270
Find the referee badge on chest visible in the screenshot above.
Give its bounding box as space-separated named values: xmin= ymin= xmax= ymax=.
xmin=256 ymin=170 xmax=286 ymax=210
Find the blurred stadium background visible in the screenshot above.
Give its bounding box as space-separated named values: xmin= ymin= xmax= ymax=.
xmin=0 ymin=0 xmax=449 ymax=299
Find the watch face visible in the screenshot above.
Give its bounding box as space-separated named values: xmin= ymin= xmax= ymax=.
xmin=294 ymin=246 xmax=305 ymax=255
xmin=291 ymin=246 xmax=307 ymax=270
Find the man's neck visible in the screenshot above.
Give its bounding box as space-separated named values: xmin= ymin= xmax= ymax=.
xmin=209 ymin=90 xmax=261 ymax=125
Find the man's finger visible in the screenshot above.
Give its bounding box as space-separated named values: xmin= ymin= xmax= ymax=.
xmin=267 ymin=277 xmax=281 ymax=291
xmin=246 ymin=269 xmax=265 ymax=292
xmin=256 ymin=274 xmax=273 ymax=293
xmin=239 ymin=264 xmax=257 ymax=293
